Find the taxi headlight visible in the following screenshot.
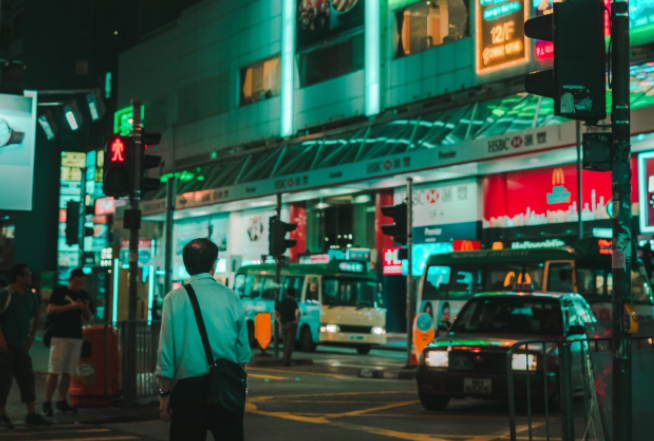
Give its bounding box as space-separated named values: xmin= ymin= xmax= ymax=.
xmin=424 ymin=350 xmax=449 ymax=368
xmin=512 ymin=353 xmax=537 ymax=371
xmin=323 ymin=324 xmax=340 ymax=333
xmin=371 ymin=326 xmax=385 ymax=335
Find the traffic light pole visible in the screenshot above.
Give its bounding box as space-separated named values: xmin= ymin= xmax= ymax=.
xmin=405 ymin=177 xmax=414 ymax=367
xmin=576 ymin=121 xmax=583 ymax=240
xmin=274 ymin=193 xmax=282 ymax=360
xmin=611 ymin=2 xmax=633 ymax=440
xmin=164 ymin=176 xmax=176 ymax=294
xmin=125 ymin=99 xmax=143 ymax=404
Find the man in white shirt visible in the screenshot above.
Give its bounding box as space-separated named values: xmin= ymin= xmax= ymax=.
xmin=157 ymin=239 xmax=251 ymax=441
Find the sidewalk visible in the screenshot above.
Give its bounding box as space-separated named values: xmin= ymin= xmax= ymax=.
xmin=3 ymin=338 xmax=158 ymax=427
xmin=377 ymin=333 xmax=407 ymax=352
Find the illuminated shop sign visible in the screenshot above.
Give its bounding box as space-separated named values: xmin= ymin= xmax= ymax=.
xmin=476 ymin=0 xmax=528 ymax=73
xmin=638 ymin=151 xmax=654 ymax=233
xmin=383 ymin=247 xmax=403 ymax=276
xmin=510 ymin=239 xmax=565 ymax=249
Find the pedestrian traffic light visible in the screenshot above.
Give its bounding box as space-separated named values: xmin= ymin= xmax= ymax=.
xmin=268 ymin=216 xmax=297 ymax=257
xmin=65 ymin=201 xmax=80 ymax=246
xmin=524 ymin=0 xmax=605 ymax=121
xmin=381 ymin=202 xmax=407 ymax=245
xmin=103 ymin=135 xmax=132 ymax=197
xmin=141 ymin=131 xmax=162 ymax=193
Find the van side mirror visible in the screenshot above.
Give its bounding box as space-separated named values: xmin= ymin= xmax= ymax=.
xmin=438 ymin=321 xmax=451 ymax=332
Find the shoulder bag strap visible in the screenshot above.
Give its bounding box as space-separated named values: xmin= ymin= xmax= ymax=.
xmin=184 ymin=283 xmax=215 ymax=367
xmin=0 ymin=287 xmax=11 ymax=313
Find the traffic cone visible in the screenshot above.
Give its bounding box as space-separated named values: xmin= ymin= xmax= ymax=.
xmin=408 ymin=352 xmax=418 ymax=367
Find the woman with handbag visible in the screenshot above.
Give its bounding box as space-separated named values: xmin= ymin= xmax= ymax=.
xmin=156 ymin=239 xmax=252 ymax=441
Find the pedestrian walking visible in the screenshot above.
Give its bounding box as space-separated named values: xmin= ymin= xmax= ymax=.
xmin=0 ymin=263 xmax=50 ymax=428
xmin=157 ymin=238 xmax=251 ymax=441
xmin=274 ymin=287 xmax=300 ymax=366
xmin=43 ymin=268 xmax=91 ymax=416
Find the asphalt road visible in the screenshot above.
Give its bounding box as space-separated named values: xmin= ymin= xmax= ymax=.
xmin=108 ymin=347 xmax=565 ymax=441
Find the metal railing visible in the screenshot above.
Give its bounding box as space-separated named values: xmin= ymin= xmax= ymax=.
xmin=114 ymin=320 xmax=161 ymax=399
xmin=507 ymin=335 xmax=654 ymax=441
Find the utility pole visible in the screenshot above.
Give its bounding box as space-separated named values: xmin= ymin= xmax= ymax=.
xmin=576 ymin=121 xmax=583 ymax=239
xmin=125 ymin=99 xmax=143 ymax=404
xmin=611 ymin=0 xmax=633 ymax=439
xmin=164 ymin=177 xmax=176 ymax=294
xmin=405 ymin=177 xmax=414 ymax=367
xmin=274 ymin=193 xmax=282 ymax=359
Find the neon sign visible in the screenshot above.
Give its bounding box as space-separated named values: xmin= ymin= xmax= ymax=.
xmin=477 ymin=0 xmax=528 ymax=73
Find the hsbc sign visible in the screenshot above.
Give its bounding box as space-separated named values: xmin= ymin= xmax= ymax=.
xmin=488 ymin=135 xmax=523 ymax=153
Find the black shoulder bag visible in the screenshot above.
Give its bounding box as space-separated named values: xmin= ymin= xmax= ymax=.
xmin=184 ymin=283 xmax=248 ymax=417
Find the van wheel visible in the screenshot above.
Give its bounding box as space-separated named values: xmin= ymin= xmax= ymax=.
xmin=300 ymin=326 xmax=316 ymax=352
xmin=247 ymin=321 xmax=258 ymax=348
xmin=418 ymin=392 xmax=450 ymax=411
xmin=356 ymin=345 xmax=372 ymax=355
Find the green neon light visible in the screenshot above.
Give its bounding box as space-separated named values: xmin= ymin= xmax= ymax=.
xmin=159 ymin=169 xmax=198 ymax=183
xmin=113 ymin=106 xmax=145 ymax=135
xmin=388 ymin=0 xmax=419 ymax=9
xmin=365 ymin=0 xmax=381 ymax=117
xmin=105 ymin=72 xmax=112 ymax=99
xmin=280 ymin=0 xmax=296 ymax=137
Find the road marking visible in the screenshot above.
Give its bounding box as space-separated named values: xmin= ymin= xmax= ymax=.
xmin=248 ymin=367 xmax=348 ymax=379
xmin=17 ymin=437 xmax=138 ymax=441
xmin=249 ymin=373 xmax=288 ymax=380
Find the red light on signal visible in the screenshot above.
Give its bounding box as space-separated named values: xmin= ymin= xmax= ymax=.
xmin=110 ymin=138 xmax=126 ymax=162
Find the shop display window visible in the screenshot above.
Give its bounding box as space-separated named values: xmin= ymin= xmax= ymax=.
xmin=240 ymin=56 xmax=281 ymax=107
xmin=394 ymin=0 xmax=469 ymax=58
xmin=299 ymin=34 xmax=364 ymax=88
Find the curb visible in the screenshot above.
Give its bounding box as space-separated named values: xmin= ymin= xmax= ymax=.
xmin=357 ymin=368 xmax=416 ymax=380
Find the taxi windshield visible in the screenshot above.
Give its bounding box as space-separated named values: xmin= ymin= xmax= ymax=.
xmin=451 ymin=297 xmax=563 ymax=336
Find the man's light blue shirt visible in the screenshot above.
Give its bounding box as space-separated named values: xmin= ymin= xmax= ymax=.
xmin=156 ymin=273 xmax=252 ymax=380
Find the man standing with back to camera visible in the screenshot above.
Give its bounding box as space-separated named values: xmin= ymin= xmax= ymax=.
xmin=157 ymin=238 xmax=251 ymax=441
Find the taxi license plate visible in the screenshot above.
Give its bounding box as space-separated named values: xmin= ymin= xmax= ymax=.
xmin=349 ymin=335 xmax=365 ymax=341
xmin=464 ymin=378 xmax=492 ymax=395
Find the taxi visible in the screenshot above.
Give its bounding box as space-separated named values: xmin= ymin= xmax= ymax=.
xmin=416 ymin=292 xmax=595 ymax=410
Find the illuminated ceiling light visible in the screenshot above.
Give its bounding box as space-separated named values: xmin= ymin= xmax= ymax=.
xmin=86 ymin=91 xmax=105 ymax=121
xmin=353 ymin=194 xmax=371 ymax=204
xmin=280 ymin=0 xmax=296 ymax=137
xmin=365 ymin=0 xmax=380 ymax=117
xmin=315 ymin=202 xmax=330 ymax=210
xmin=63 ymin=102 xmax=82 ymax=131
xmin=37 ymin=112 xmax=56 ymax=140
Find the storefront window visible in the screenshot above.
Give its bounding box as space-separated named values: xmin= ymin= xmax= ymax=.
xmin=299 ymin=34 xmax=364 ymax=88
xmin=395 ymin=0 xmax=469 ymax=58
xmin=240 ymin=56 xmax=281 ymax=106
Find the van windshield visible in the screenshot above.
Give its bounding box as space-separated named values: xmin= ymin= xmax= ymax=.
xmin=322 ymin=277 xmax=384 ymax=308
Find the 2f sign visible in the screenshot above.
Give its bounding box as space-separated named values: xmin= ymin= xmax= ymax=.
xmin=491 ymin=21 xmax=515 ymax=44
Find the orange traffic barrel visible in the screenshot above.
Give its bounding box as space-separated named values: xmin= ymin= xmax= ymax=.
xmin=70 ymin=325 xmax=122 ymax=407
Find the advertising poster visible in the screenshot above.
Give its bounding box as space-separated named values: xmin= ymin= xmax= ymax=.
xmin=173 ymin=216 xmax=229 ymax=279
xmin=0 ymin=92 xmax=38 ymax=211
xmin=241 ymin=209 xmax=274 ymax=263
xmin=476 ymin=0 xmax=528 ymax=73
xmin=296 ymin=0 xmax=364 ymax=51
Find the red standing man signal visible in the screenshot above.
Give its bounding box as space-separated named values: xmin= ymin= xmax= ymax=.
xmin=111 ymin=138 xmax=125 ymax=162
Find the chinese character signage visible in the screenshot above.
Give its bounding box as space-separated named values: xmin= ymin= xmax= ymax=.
xmin=0 ymin=92 xmax=37 ymax=211
xmin=638 ymin=151 xmax=654 ymax=233
xmin=382 ymin=247 xmax=403 ymax=275
xmin=476 ymin=0 xmax=528 ymax=73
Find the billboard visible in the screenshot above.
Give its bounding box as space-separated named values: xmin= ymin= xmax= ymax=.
xmin=296 ymin=0 xmax=364 ymax=51
xmin=0 ymin=91 xmax=38 ymax=211
xmin=638 ymin=151 xmax=654 ymax=233
xmin=476 ymin=0 xmax=528 ymax=73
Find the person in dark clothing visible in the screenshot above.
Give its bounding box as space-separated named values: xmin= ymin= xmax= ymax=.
xmin=43 ymin=268 xmax=91 ymax=416
xmin=0 ymin=264 xmax=50 ymax=428
xmin=274 ymin=288 xmax=300 ymax=366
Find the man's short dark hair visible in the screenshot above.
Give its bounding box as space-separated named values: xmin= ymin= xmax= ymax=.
xmin=183 ymin=239 xmax=219 ymax=276
xmin=286 ymin=287 xmax=296 ymax=297
xmin=69 ymin=268 xmax=86 ymax=280
xmin=9 ymin=263 xmax=29 ymax=283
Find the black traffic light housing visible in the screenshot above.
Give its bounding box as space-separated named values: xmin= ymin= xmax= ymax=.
xmin=65 ymin=200 xmax=80 ymax=246
xmin=103 ymin=135 xmax=132 ymax=197
xmin=141 ymin=131 xmax=162 ymax=193
xmin=268 ymin=215 xmax=297 ymax=257
xmin=524 ymin=0 xmax=606 ymax=121
xmin=381 ymin=202 xmax=408 ymax=245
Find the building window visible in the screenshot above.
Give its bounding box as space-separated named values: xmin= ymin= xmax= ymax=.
xmin=299 ymin=34 xmax=364 ymax=88
xmin=240 ymin=57 xmax=281 ymax=107
xmin=395 ymin=0 xmax=469 ymax=58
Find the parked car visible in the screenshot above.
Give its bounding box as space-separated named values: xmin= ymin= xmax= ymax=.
xmin=416 ymin=292 xmax=595 ymax=410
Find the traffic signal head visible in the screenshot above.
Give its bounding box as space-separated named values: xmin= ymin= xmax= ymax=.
xmin=380 ymin=202 xmax=408 ymax=245
xmin=269 ymin=216 xmax=298 ymax=257
xmin=103 ymin=135 xmax=132 ymax=197
xmin=141 ymin=131 xmax=162 ymax=193
xmin=524 ymin=0 xmax=605 ymax=121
